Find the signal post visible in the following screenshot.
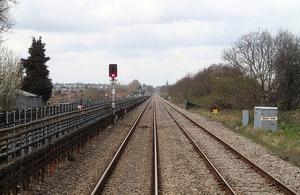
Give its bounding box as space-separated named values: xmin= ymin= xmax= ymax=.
xmin=109 ymin=64 xmax=117 ymax=125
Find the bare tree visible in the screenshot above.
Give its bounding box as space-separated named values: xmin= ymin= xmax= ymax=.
xmin=128 ymin=79 xmax=141 ymax=93
xmin=147 ymin=85 xmax=153 ymax=93
xmin=0 ymin=47 xmax=22 ymax=110
xmin=222 ymin=30 xmax=277 ymax=105
xmin=114 ymin=84 xmax=129 ymax=93
xmin=0 ymin=0 xmax=19 ymax=43
xmin=193 ymin=64 xmax=221 ymax=96
xmin=169 ymin=73 xmax=193 ymax=100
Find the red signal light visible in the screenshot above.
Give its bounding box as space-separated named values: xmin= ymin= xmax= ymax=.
xmin=109 ymin=64 xmax=117 ymax=78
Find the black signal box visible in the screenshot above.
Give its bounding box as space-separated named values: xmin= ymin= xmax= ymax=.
xmin=109 ymin=64 xmax=117 ymax=78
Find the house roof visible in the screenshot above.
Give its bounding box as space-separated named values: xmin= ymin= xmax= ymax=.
xmin=19 ymin=90 xmax=40 ymax=98
xmin=115 ymin=93 xmax=129 ymax=98
xmin=107 ymin=93 xmax=129 ymax=98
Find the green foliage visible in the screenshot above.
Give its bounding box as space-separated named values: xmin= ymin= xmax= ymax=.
xmin=82 ymin=87 xmax=105 ymax=100
xmin=276 ymin=124 xmax=300 ymax=139
xmin=278 ymin=110 xmax=300 ymax=125
xmin=21 ymin=37 xmax=53 ymax=101
xmin=275 ymin=29 xmax=300 ymax=111
xmin=213 ymin=77 xmax=236 ymax=98
xmin=169 ymin=96 xmax=184 ymax=105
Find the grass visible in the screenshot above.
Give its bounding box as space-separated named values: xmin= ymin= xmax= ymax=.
xmin=175 ymin=104 xmax=300 ymax=167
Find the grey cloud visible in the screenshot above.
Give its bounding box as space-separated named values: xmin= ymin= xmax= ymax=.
xmin=6 ymin=0 xmax=300 ymax=87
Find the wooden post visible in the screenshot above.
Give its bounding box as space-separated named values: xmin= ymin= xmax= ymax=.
xmin=62 ymin=152 xmax=66 ymax=163
xmin=54 ymin=159 xmax=58 ymax=170
xmin=32 ymin=173 xmax=36 ymax=189
xmin=25 ymin=176 xmax=29 ymax=191
xmin=77 ymin=144 xmax=79 ymax=155
xmin=20 ymin=180 xmax=25 ymax=193
xmin=41 ymin=168 xmax=45 ymax=183
xmin=36 ymin=170 xmax=40 ymax=185
xmin=12 ymin=170 xmax=18 ymax=195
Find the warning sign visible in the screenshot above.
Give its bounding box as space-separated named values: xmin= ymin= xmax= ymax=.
xmin=261 ymin=117 xmax=277 ymax=120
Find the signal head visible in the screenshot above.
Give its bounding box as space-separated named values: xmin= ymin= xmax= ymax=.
xmin=109 ymin=64 xmax=117 ymax=78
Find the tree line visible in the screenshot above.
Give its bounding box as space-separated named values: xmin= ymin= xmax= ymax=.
xmin=0 ymin=35 xmax=52 ymax=110
xmin=162 ymin=29 xmax=300 ymax=111
xmin=0 ymin=1 xmax=53 ymax=110
xmin=53 ymin=79 xmax=153 ymax=102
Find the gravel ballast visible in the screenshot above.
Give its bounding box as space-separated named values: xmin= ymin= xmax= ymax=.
xmin=156 ymin=98 xmax=225 ymax=194
xmin=166 ymin=100 xmax=300 ymax=193
xmin=20 ymin=97 xmax=300 ymax=194
xmin=20 ymin=103 xmax=147 ymax=195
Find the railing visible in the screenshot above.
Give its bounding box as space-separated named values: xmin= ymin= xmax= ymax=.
xmin=0 ymin=96 xmax=148 ymax=194
xmin=0 ymin=97 xmax=137 ymax=129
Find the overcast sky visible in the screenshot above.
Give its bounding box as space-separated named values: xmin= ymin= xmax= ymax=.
xmin=4 ymin=0 xmax=300 ymax=87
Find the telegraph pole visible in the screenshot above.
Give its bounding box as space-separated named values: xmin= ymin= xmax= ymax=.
xmin=111 ymin=77 xmax=116 ymax=124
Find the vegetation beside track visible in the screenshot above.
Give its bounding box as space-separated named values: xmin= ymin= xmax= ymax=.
xmin=171 ymin=101 xmax=300 ymax=167
xmin=159 ymin=29 xmax=300 ymax=167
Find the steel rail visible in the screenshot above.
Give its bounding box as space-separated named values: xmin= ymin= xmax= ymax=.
xmin=153 ymin=96 xmax=159 ymax=195
xmin=159 ymin=99 xmax=237 ymax=195
xmin=163 ymin=99 xmax=299 ymax=195
xmin=90 ymin=98 xmax=152 ymax=195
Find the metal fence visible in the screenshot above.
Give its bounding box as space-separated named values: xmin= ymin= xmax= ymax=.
xmin=0 ymin=96 xmax=148 ymax=194
xmin=0 ymin=97 xmax=135 ymax=129
xmin=0 ymin=96 xmax=146 ymax=164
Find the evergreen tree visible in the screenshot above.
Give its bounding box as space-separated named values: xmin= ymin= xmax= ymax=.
xmin=21 ymin=36 xmax=53 ymax=101
xmin=274 ymin=29 xmax=300 ymax=111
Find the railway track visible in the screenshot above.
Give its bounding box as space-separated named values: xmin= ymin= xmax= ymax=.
xmin=156 ymin=96 xmax=224 ymax=194
xmin=159 ymin=97 xmax=298 ymax=194
xmin=18 ymin=94 xmax=298 ymax=194
xmin=90 ymin=95 xmax=298 ymax=194
xmin=91 ymin=96 xmax=159 ymax=194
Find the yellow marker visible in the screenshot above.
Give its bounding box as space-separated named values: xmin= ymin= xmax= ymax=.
xmin=213 ymin=109 xmax=218 ymax=113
